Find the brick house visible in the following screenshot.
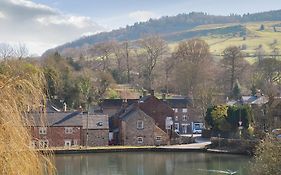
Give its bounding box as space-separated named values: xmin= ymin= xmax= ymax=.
xmin=114 ymin=104 xmax=168 ymax=146
xmin=99 ymin=99 xmax=138 ymax=117
xmin=82 ymin=114 xmax=109 ymax=146
xmin=30 ymin=111 xmax=83 ymax=148
xmin=30 ymin=111 xmax=109 ymax=148
xmin=138 ymin=95 xmax=174 ymax=133
xmin=163 ymin=99 xmax=190 ymax=134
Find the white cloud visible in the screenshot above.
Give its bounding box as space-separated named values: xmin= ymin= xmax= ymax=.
xmin=0 ymin=11 xmax=5 ymax=18
xmin=0 ymin=0 xmax=106 ymax=55
xmin=129 ymin=10 xmax=159 ymax=22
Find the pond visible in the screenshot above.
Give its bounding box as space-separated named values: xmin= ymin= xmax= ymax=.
xmin=55 ymin=152 xmax=251 ymax=175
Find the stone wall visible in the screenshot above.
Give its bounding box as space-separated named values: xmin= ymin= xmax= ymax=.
xmin=83 ymin=129 xmax=109 ymax=146
xmin=122 ymin=110 xmax=155 ymax=146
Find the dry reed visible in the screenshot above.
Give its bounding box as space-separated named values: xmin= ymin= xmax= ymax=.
xmin=0 ymin=60 xmax=55 ymax=175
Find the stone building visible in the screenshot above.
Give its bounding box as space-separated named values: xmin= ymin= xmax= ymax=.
xmin=114 ymin=104 xmax=168 ymax=146
xmin=82 ymin=114 xmax=109 ymax=146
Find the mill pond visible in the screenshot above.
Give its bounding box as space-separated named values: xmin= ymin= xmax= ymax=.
xmin=55 ymin=152 xmax=251 ymax=175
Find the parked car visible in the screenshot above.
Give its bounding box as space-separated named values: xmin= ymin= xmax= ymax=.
xmin=192 ymin=122 xmax=204 ymax=134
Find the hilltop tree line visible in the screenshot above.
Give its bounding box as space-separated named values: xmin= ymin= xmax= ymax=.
xmin=49 ymin=10 xmax=281 ymax=52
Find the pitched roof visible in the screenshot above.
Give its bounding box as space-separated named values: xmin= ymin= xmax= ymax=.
xmin=82 ymin=114 xmax=109 ymax=130
xmin=30 ymin=111 xmax=82 ymax=127
xmin=118 ymin=104 xmax=151 ymax=121
xmin=164 ymin=98 xmax=191 ymax=108
xmin=100 ymin=99 xmax=138 ymax=108
xmin=241 ymin=96 xmax=258 ymax=104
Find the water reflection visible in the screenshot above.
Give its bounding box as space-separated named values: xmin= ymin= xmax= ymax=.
xmin=55 ymin=152 xmax=250 ymax=175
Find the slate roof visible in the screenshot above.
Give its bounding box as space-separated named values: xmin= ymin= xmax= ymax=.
xmin=100 ymin=99 xmax=138 ymax=108
xmin=164 ymin=99 xmax=192 ymax=108
xmin=29 ymin=111 xmax=109 ymax=129
xmin=116 ymin=103 xmax=150 ymax=121
xmin=30 ymin=111 xmax=82 ymax=127
xmin=82 ymin=114 xmax=109 ymax=130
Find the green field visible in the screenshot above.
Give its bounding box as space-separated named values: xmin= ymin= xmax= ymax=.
xmin=169 ymin=21 xmax=281 ymax=62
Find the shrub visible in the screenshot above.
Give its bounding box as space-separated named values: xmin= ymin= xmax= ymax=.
xmin=251 ymin=135 xmax=281 ymax=175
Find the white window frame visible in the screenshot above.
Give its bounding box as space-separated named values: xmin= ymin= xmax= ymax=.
xmin=73 ymin=139 xmax=78 ymax=146
xmin=181 ymin=124 xmax=188 ymax=134
xmin=155 ymin=136 xmax=161 ymax=141
xmin=39 ymin=127 xmax=47 ymax=135
xmin=137 ymin=120 xmax=144 ymax=130
xmin=174 ymin=123 xmax=180 ymax=132
xmin=64 ymin=140 xmax=72 ymax=147
xmin=175 ymin=116 xmax=178 ymax=121
xmin=39 ymin=140 xmax=49 ymax=149
xmin=173 ymin=108 xmax=178 ymax=113
xmin=137 ymin=137 xmax=143 ymax=144
xmin=64 ymin=127 xmax=74 ymax=134
xmin=182 ymin=108 xmax=188 ymax=113
xmin=183 ymin=115 xmax=188 ymax=121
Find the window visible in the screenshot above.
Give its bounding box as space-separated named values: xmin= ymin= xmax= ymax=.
xmin=183 ymin=115 xmax=188 ymax=121
xmin=175 ymin=116 xmax=178 ymax=121
xmin=65 ymin=127 xmax=73 ymax=134
xmin=155 ymin=136 xmax=161 ymax=141
xmin=137 ymin=137 xmax=143 ymax=144
xmin=73 ymin=139 xmax=78 ymax=146
xmin=96 ymin=121 xmax=103 ymax=126
xmin=173 ymin=108 xmax=178 ymax=113
xmin=137 ymin=120 xmax=144 ymax=129
xmin=39 ymin=140 xmax=48 ymax=149
xmin=39 ymin=127 xmax=47 ymax=135
xmin=64 ymin=140 xmax=72 ymax=147
xmin=182 ymin=108 xmax=188 ymax=113
xmin=30 ymin=141 xmax=36 ymax=148
xmin=174 ymin=123 xmax=179 ymax=132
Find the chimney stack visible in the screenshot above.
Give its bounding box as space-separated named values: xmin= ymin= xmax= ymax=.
xmin=63 ymin=102 xmax=67 ymax=112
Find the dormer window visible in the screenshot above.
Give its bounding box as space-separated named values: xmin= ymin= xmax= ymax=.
xmin=97 ymin=121 xmax=103 ymax=126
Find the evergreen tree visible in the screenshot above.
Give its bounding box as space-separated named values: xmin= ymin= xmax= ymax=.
xmin=232 ymin=79 xmax=241 ymax=100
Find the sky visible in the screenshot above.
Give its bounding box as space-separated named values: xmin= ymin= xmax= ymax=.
xmin=1 ymin=0 xmax=281 ymax=56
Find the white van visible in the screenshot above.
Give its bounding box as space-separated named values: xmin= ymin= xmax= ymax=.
xmin=192 ymin=122 xmax=204 ymax=134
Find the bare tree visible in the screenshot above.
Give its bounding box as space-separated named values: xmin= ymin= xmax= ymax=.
xmin=90 ymin=41 xmax=113 ymax=71
xmin=173 ymin=39 xmax=212 ymax=95
xmin=221 ymin=46 xmax=247 ymax=96
xmin=0 ymin=43 xmax=14 ymax=60
xmin=112 ymin=41 xmax=132 ymax=83
xmin=138 ymin=36 xmax=167 ymax=90
xmin=14 ymin=43 xmax=29 ymax=60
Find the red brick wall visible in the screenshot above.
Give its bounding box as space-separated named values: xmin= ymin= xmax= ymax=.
xmin=31 ymin=126 xmax=82 ymax=147
xmin=139 ymin=96 xmax=174 ymax=132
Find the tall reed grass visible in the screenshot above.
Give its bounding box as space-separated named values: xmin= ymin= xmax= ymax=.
xmin=0 ymin=60 xmax=55 ymax=175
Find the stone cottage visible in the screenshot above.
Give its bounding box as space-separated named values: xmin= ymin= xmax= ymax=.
xmin=82 ymin=114 xmax=109 ymax=146
xmin=113 ymin=104 xmax=168 ymax=146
